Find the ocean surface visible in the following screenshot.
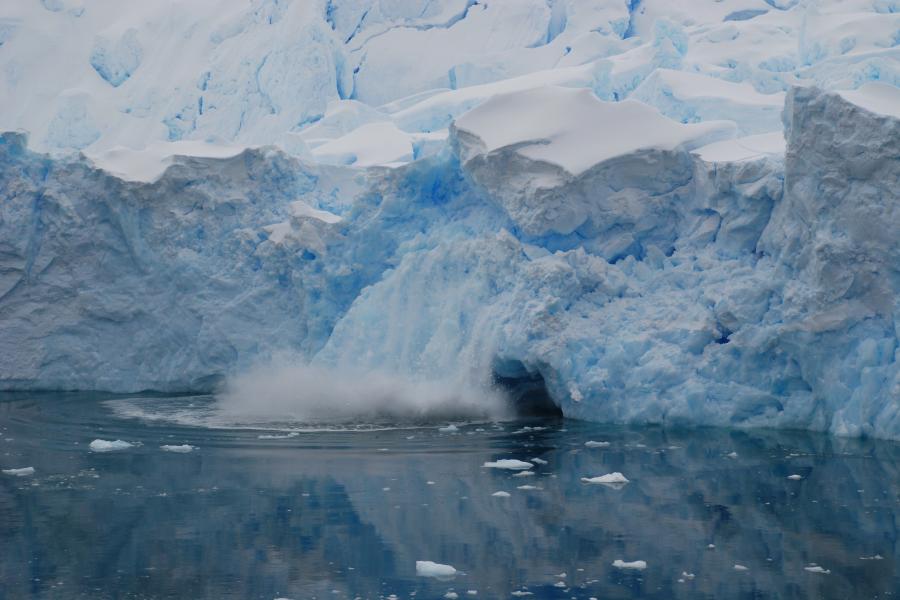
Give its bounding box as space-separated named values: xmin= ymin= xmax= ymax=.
xmin=0 ymin=392 xmax=898 ymax=599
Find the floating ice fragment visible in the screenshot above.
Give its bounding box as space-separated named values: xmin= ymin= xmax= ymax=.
xmin=612 ymin=559 xmax=646 ymax=570
xmin=682 ymin=571 xmax=695 ymax=579
xmin=491 ymin=491 xmax=511 ymax=497
xmin=2 ymin=467 xmax=34 ymax=476
xmin=553 ymin=581 xmax=566 ymax=588
xmin=512 ymin=426 xmax=546 ymax=435
xmin=516 ymin=485 xmax=541 ymax=490
xmin=439 ymin=425 xmax=459 ymax=433
xmin=804 ymin=565 xmax=830 ymax=574
xmin=860 ymin=555 xmax=884 ymax=560
xmin=160 ymin=444 xmax=195 ymax=453
xmin=512 ymin=471 xmax=535 ymax=478
xmin=89 ymin=439 xmax=134 ymax=452
xmin=708 ymin=544 xmax=716 ymax=549
xmin=511 ymin=592 xmax=533 ymax=597
xmin=734 ymin=564 xmax=749 ymax=571
xmin=585 ymin=441 xmax=610 ymax=448
xmin=581 ymin=473 xmax=629 ymax=486
xmin=445 ymin=592 xmax=459 ymax=599
xmin=530 ymin=458 xmax=548 ymax=465
xmin=416 ymin=561 xmax=456 ymax=578
xmin=787 ymin=474 xmax=803 ymax=480
xmin=483 ymin=459 xmax=533 ymax=470
xmin=726 ymin=452 xmax=739 ymax=458
xmin=258 ymin=432 xmax=299 ymax=439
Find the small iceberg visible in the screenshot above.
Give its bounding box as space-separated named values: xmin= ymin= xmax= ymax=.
xmin=581 ymin=472 xmax=630 ymax=487
xmin=89 ymin=439 xmax=134 ymax=452
xmin=2 ymin=467 xmax=34 ymax=476
xmin=416 ymin=560 xmax=457 ymax=578
xmin=483 ymin=459 xmax=533 ymax=470
xmin=612 ymin=559 xmax=646 ymax=570
xmin=161 ymin=444 xmax=195 ymax=453
xmin=491 ymin=491 xmax=511 ymax=497
xmin=584 ymin=441 xmax=610 ymax=448
xmin=804 ymin=565 xmax=830 ymax=574
xmin=787 ymin=474 xmax=803 ymax=480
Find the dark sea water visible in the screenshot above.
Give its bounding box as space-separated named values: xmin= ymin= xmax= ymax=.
xmin=0 ymin=392 xmax=898 ymax=600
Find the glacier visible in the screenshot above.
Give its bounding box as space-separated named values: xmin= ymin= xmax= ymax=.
xmin=1 ymin=0 xmax=900 ymax=439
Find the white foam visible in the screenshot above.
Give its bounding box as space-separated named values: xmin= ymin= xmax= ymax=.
xmin=217 ymin=360 xmax=511 ymax=426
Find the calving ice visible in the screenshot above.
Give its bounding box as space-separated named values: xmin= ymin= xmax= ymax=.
xmin=1 ymin=0 xmax=899 ymax=440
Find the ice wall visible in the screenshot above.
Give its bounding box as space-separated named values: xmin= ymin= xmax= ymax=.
xmin=1 ymin=85 xmax=899 ymax=439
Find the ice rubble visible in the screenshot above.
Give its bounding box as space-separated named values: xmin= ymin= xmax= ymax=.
xmin=1 ymin=0 xmax=900 ymax=439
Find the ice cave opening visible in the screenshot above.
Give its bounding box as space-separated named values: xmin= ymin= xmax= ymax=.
xmin=491 ymin=359 xmax=563 ymax=419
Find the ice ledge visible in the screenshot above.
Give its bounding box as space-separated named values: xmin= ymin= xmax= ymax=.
xmin=83 ymin=141 xmax=252 ymax=183
xmin=837 ymin=82 xmax=900 ymax=120
xmin=452 ymin=86 xmax=735 ymax=177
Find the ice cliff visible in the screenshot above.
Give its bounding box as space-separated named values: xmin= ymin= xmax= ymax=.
xmin=1 ymin=0 xmax=899 ymax=439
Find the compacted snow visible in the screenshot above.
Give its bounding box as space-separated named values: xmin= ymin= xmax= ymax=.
xmin=1 ymin=0 xmax=899 ymax=440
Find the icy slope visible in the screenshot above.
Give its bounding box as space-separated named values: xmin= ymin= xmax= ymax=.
xmin=1 ymin=0 xmax=896 ymax=162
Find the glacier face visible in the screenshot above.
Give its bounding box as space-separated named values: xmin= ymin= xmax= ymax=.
xmin=2 ymin=86 xmax=900 ymax=439
xmin=1 ymin=0 xmax=900 ymax=439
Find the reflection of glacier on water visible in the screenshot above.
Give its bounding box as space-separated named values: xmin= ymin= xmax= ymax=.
xmin=2 ymin=392 xmax=898 ymax=599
